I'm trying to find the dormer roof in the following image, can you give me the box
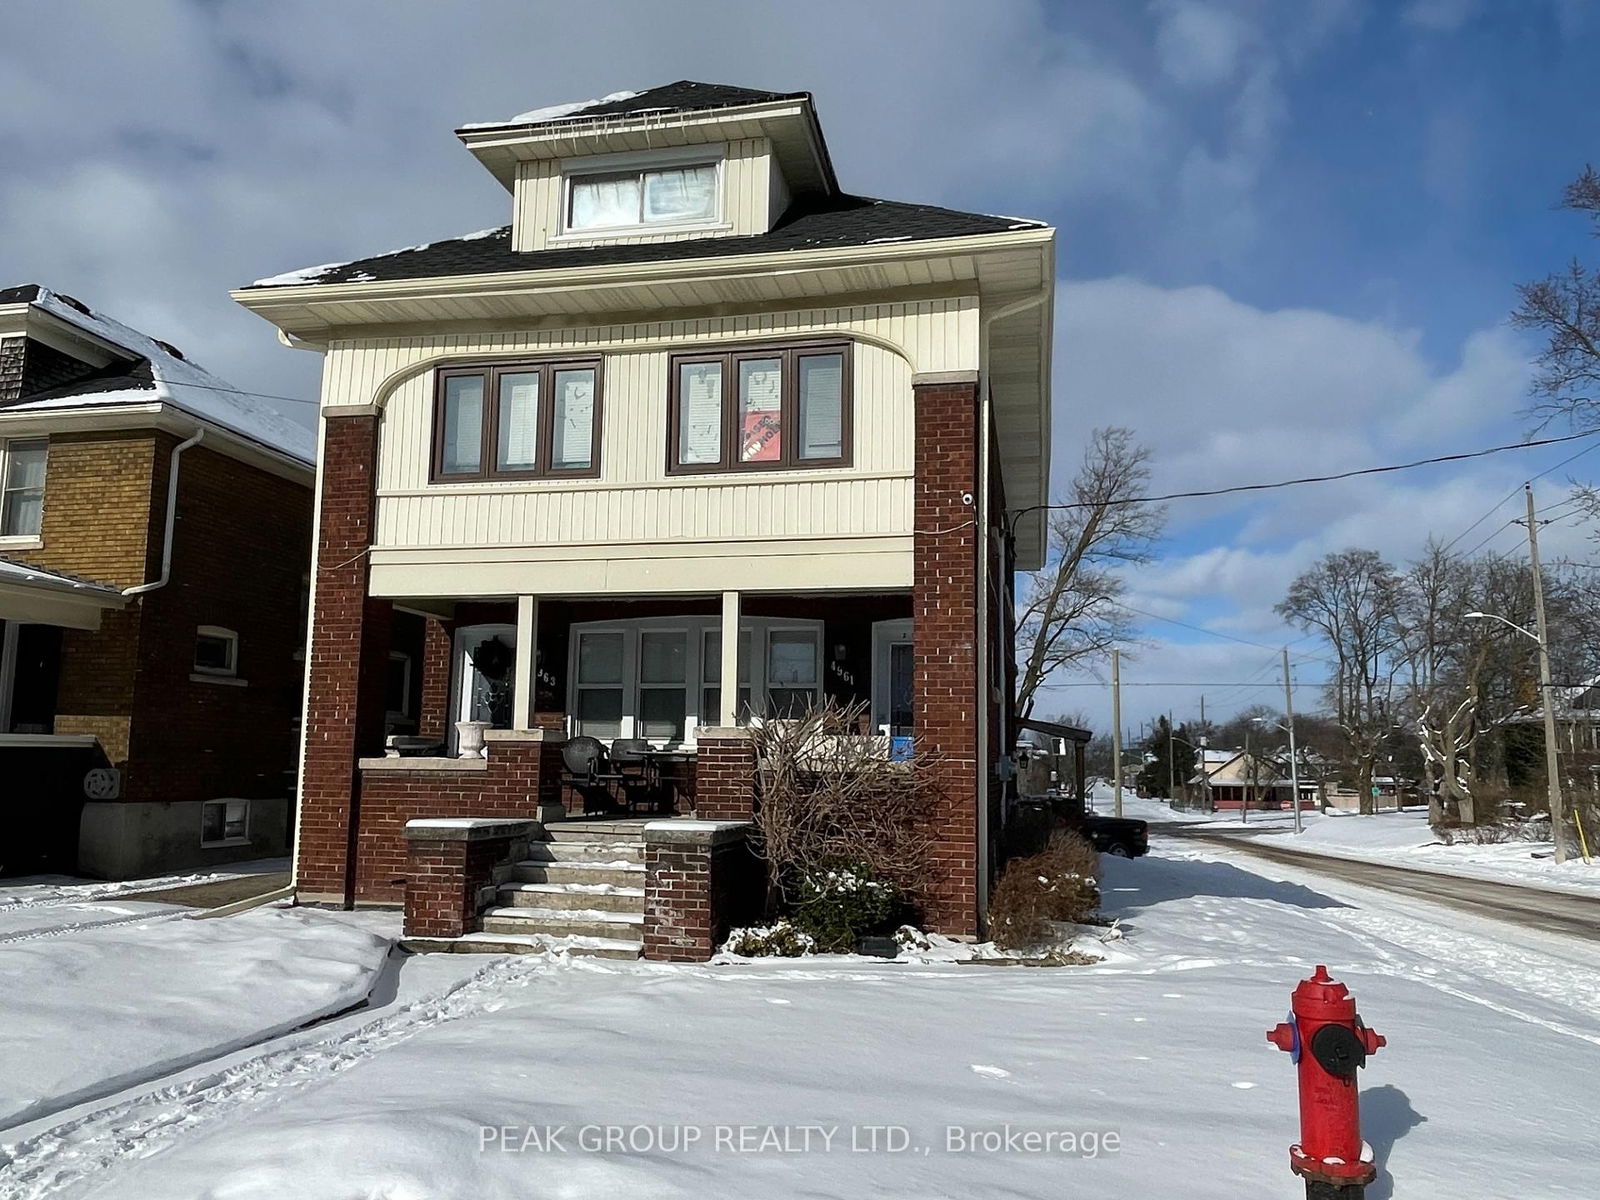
[456,79,837,198]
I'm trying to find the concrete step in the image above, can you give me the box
[498,882,645,912]
[481,906,646,941]
[402,932,642,960]
[507,861,645,887]
[522,839,645,864]
[544,822,653,843]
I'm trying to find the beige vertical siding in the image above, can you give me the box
[321,297,976,561]
[513,138,776,252]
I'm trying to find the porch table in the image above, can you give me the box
[645,749,697,814]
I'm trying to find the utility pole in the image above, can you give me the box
[1242,724,1251,825]
[1283,647,1302,836]
[1199,693,1210,812]
[1525,485,1569,864]
[1111,648,1123,819]
[1167,709,1176,804]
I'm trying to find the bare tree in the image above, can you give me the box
[1015,427,1165,718]
[1277,550,1404,813]
[1515,166,1600,431]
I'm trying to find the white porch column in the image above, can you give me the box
[513,595,538,731]
[719,590,741,728]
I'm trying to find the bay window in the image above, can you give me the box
[668,342,850,473]
[433,358,601,482]
[568,616,823,743]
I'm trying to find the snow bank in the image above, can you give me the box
[0,907,389,1130]
[459,90,641,129]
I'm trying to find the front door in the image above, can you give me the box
[450,623,516,752]
[871,619,914,737]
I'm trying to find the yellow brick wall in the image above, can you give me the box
[31,431,159,587]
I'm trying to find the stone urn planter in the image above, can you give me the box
[455,720,491,759]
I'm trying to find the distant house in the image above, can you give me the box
[1190,749,1312,811]
[0,285,314,878]
[234,80,1055,951]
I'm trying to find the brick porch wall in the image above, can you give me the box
[403,819,539,939]
[347,736,566,904]
[642,821,762,961]
[693,730,756,820]
[912,372,983,935]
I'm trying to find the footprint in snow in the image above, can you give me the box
[970,1065,1011,1079]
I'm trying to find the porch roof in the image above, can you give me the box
[0,556,126,629]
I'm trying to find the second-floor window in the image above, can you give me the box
[432,359,602,482]
[668,343,851,474]
[0,438,47,539]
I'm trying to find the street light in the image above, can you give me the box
[1252,716,1303,834]
[1465,610,1569,863]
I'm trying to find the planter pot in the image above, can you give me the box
[455,720,491,759]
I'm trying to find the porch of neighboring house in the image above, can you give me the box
[0,559,125,874]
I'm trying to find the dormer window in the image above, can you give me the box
[563,150,722,236]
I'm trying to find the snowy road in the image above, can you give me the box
[1160,824,1600,941]
[3,843,1595,1199]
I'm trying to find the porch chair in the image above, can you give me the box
[608,738,671,813]
[560,736,624,815]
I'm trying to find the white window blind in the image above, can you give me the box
[797,354,844,460]
[551,368,596,469]
[678,361,723,465]
[441,376,484,474]
[643,164,717,223]
[496,373,540,471]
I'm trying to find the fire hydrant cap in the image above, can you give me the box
[1293,964,1358,1021]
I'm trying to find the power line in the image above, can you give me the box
[1440,438,1600,553]
[1011,427,1600,523]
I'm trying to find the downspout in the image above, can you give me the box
[123,429,204,597]
[977,290,1048,932]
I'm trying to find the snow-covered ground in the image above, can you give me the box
[3,846,1596,1198]
[1107,788,1600,896]
[0,907,389,1131]
[0,859,288,911]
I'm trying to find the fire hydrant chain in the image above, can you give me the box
[1268,965,1386,1199]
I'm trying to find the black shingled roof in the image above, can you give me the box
[0,284,43,306]
[466,81,809,130]
[245,195,1045,290]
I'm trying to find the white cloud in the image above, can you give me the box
[1403,0,1484,33]
[1153,0,1252,87]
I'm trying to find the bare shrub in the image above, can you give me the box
[988,830,1101,951]
[749,699,942,914]
[1434,818,1551,846]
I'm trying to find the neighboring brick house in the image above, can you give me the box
[234,81,1054,949]
[0,284,314,877]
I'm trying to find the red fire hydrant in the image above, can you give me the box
[1268,965,1385,1199]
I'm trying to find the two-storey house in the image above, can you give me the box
[235,81,1054,941]
[0,284,315,878]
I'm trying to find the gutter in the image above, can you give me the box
[122,429,203,597]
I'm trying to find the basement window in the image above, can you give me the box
[194,626,239,676]
[201,799,249,846]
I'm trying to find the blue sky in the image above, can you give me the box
[2,0,1597,733]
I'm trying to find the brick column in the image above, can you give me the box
[416,616,453,743]
[912,371,982,936]
[642,820,761,962]
[298,409,392,905]
[402,818,539,940]
[694,728,756,820]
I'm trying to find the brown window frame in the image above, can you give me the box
[666,341,853,475]
[430,356,604,483]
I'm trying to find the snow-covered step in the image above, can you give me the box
[497,882,645,913]
[521,839,645,864]
[481,906,645,941]
[544,824,649,844]
[402,932,642,960]
[507,861,645,888]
